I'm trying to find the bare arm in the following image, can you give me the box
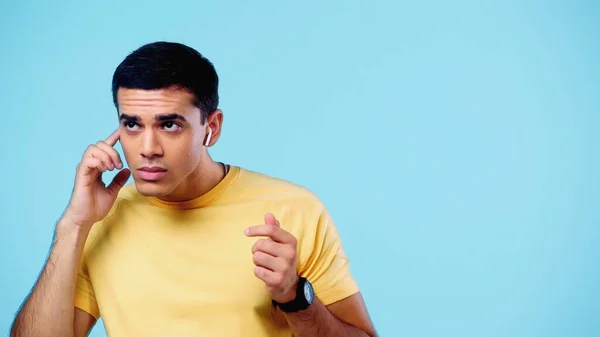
[246,215,377,337]
[10,128,129,337]
[10,219,95,337]
[283,293,377,337]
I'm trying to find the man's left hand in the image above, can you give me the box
[245,213,299,303]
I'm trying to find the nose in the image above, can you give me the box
[140,130,164,159]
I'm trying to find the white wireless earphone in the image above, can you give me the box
[204,128,213,147]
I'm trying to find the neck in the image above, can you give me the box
[157,150,226,202]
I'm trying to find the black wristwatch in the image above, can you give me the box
[272,277,315,312]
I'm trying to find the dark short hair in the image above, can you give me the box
[111,41,219,123]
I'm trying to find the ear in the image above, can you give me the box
[204,109,223,147]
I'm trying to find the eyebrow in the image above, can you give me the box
[119,113,139,122]
[156,113,188,122]
[119,113,188,123]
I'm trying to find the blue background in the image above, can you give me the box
[1,1,599,336]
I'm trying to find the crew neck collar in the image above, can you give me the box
[143,165,241,210]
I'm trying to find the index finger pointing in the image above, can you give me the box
[105,128,121,146]
[245,225,295,244]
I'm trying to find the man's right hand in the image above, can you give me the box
[64,128,131,229]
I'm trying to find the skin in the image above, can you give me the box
[117,87,226,202]
[11,87,377,337]
[10,126,131,337]
[246,214,378,336]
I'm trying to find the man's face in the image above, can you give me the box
[116,87,210,198]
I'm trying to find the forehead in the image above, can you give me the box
[117,87,198,117]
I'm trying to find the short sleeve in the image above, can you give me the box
[297,206,360,306]
[74,259,101,319]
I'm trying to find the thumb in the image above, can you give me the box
[107,168,131,196]
[264,212,280,227]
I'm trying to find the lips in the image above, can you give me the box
[137,166,167,181]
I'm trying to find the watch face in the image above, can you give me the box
[303,280,314,304]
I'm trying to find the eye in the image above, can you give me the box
[124,121,139,131]
[162,121,182,132]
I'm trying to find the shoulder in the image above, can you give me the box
[237,167,325,211]
[236,167,333,239]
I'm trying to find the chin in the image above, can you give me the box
[133,180,173,197]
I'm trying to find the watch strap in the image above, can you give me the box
[273,277,312,312]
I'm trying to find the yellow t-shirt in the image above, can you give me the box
[75,165,359,336]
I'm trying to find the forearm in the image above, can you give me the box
[10,217,90,337]
[283,298,373,337]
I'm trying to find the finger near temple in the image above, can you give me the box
[95,141,123,169]
[80,157,107,177]
[90,147,115,171]
[104,128,121,146]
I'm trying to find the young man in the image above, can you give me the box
[10,41,376,337]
